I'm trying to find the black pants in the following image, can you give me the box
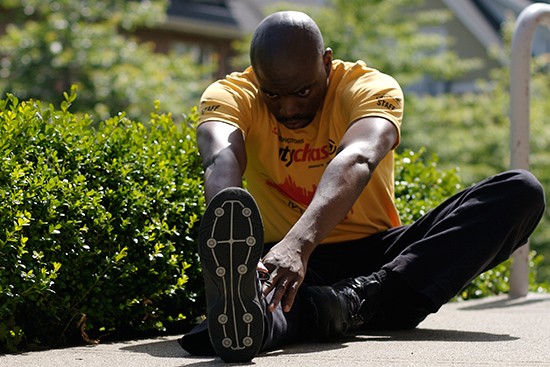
[261,169,545,350]
[181,170,545,355]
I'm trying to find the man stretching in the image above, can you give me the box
[179,11,545,362]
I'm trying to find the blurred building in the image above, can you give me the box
[133,0,250,79]
[136,0,550,92]
[416,0,550,93]
[132,0,326,78]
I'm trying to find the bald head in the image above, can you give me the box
[249,12,332,129]
[250,11,325,75]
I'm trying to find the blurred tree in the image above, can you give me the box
[0,0,207,122]
[401,18,550,282]
[245,0,484,89]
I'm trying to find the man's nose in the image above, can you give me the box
[279,97,300,119]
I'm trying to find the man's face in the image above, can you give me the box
[255,51,331,130]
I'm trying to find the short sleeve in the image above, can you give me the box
[197,69,258,136]
[344,69,404,149]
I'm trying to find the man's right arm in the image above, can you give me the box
[196,121,247,204]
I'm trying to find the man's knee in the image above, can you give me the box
[519,170,545,206]
[508,169,545,213]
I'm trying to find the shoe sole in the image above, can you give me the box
[198,188,265,362]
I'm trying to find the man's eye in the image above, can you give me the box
[265,92,278,99]
[297,89,310,97]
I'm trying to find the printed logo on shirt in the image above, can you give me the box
[328,139,337,155]
[200,104,221,115]
[266,176,315,208]
[278,136,304,144]
[374,93,402,111]
[266,175,354,220]
[279,143,330,167]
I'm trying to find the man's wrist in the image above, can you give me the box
[283,229,318,259]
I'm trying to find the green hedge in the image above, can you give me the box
[1,90,546,353]
[0,88,205,352]
[394,148,462,225]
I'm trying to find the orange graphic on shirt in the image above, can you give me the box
[266,176,316,206]
[266,175,354,219]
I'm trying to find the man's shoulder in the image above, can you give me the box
[331,59,386,80]
[330,59,401,92]
[332,59,367,69]
[204,66,259,98]
[221,67,258,87]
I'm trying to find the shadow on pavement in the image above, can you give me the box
[261,340,348,357]
[118,326,519,365]
[121,338,185,358]
[349,328,518,342]
[120,335,350,366]
[457,295,550,311]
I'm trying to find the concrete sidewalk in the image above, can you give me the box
[2,293,549,366]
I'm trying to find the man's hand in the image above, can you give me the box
[261,238,311,312]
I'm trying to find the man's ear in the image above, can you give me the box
[323,48,333,76]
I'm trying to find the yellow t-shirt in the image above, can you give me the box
[198,59,404,244]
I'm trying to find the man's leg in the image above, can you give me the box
[181,170,545,351]
[307,169,545,332]
[382,170,545,308]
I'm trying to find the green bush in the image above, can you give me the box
[0,88,205,352]
[394,148,462,225]
[454,251,550,300]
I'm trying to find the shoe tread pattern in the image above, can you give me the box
[198,188,264,362]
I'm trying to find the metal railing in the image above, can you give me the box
[508,3,550,297]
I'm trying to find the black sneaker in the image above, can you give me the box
[304,275,381,340]
[197,188,265,362]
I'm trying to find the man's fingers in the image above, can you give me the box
[261,264,284,295]
[265,277,302,312]
[267,281,287,312]
[262,269,278,295]
[263,262,276,273]
[262,277,273,295]
[260,261,304,312]
[282,281,300,312]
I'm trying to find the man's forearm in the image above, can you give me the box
[197,122,247,204]
[203,151,243,203]
[284,147,373,252]
[285,117,397,250]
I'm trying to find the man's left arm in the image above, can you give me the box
[262,116,398,312]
